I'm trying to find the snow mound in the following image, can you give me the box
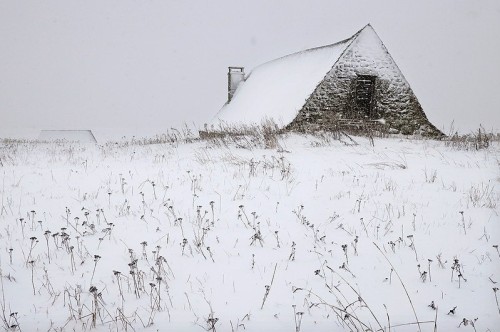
[214,38,353,128]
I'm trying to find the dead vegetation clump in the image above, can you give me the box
[199,120,285,150]
[444,127,498,151]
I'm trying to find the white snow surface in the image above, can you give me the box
[0,135,499,331]
[214,39,353,128]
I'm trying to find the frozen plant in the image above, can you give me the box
[43,230,52,263]
[458,317,478,331]
[493,245,500,258]
[26,237,38,266]
[90,255,101,284]
[493,287,500,315]
[448,306,457,315]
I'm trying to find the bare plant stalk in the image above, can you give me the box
[459,211,466,235]
[389,320,435,329]
[90,255,101,285]
[0,268,11,330]
[260,263,277,309]
[428,259,432,282]
[0,175,6,216]
[295,288,373,331]
[26,237,37,266]
[327,265,384,331]
[292,305,304,332]
[374,242,422,332]
[29,261,36,295]
[493,288,500,315]
[384,304,391,332]
[434,305,438,332]
[44,231,51,264]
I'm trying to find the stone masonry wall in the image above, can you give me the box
[287,30,442,137]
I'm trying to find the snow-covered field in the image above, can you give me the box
[0,134,498,331]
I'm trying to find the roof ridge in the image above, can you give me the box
[272,24,373,63]
[251,37,352,72]
[244,25,370,81]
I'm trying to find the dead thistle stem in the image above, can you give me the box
[289,242,296,261]
[69,246,76,274]
[210,200,215,225]
[458,318,478,331]
[115,308,134,331]
[0,176,7,217]
[151,181,157,200]
[360,218,369,237]
[389,320,436,329]
[374,242,422,332]
[9,312,22,332]
[156,277,162,311]
[90,255,101,285]
[260,263,277,310]
[292,305,303,332]
[19,218,25,239]
[295,288,372,331]
[434,306,438,332]
[207,313,218,332]
[26,237,38,266]
[44,231,51,264]
[113,271,124,306]
[29,260,36,295]
[326,265,384,331]
[342,244,349,264]
[493,288,500,315]
[459,211,466,235]
[89,286,98,328]
[383,304,391,332]
[493,245,500,258]
[30,210,35,231]
[0,269,11,331]
[428,259,433,282]
[237,205,251,228]
[406,235,418,261]
[292,305,298,332]
[436,253,445,268]
[274,231,280,248]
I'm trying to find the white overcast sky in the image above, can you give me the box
[0,0,499,138]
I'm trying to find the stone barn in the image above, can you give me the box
[214,24,442,136]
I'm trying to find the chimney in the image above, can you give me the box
[228,67,245,102]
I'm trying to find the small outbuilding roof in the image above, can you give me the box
[38,130,97,143]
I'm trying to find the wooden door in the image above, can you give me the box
[355,75,376,117]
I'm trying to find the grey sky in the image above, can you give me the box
[1,0,499,138]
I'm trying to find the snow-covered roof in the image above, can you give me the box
[38,130,97,143]
[213,26,371,128]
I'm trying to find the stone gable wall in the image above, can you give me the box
[287,34,442,137]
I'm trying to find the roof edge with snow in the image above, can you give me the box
[212,25,377,128]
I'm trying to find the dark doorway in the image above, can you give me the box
[355,75,376,117]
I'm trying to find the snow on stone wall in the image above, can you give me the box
[288,25,442,136]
